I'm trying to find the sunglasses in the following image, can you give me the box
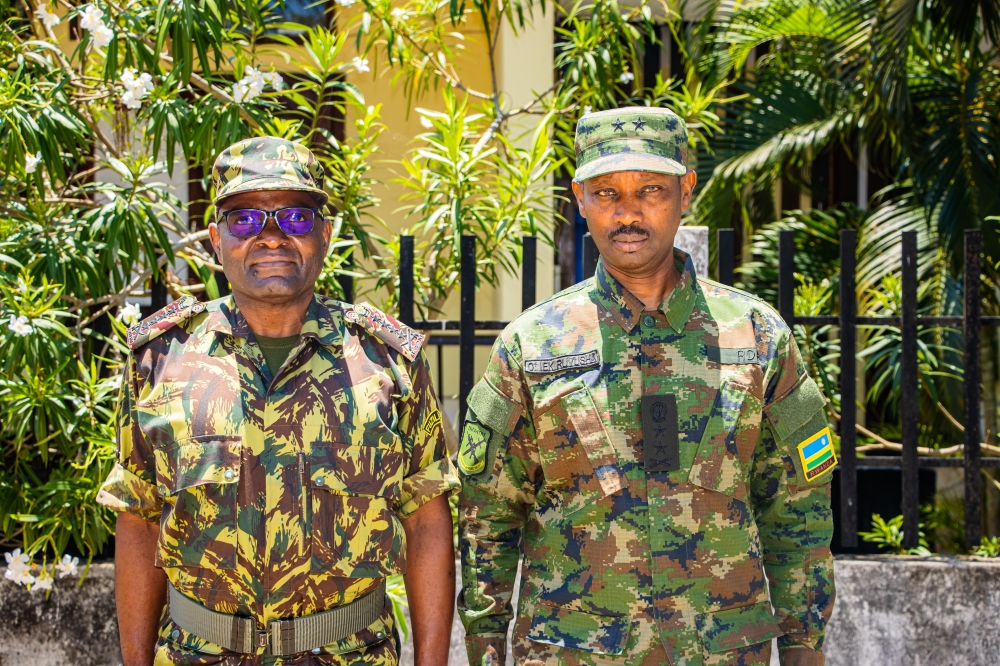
[218,207,320,238]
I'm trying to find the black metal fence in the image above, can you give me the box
[391,229,997,550]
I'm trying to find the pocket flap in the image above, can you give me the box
[695,601,782,654]
[157,436,241,496]
[527,604,631,656]
[562,387,626,497]
[310,444,403,498]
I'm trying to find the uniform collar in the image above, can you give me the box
[202,294,342,346]
[593,248,700,333]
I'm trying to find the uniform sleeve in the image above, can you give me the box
[394,350,460,520]
[96,355,163,523]
[751,322,836,666]
[458,337,537,666]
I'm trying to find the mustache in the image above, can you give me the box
[608,224,651,240]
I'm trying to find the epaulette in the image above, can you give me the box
[126,295,205,351]
[344,302,424,362]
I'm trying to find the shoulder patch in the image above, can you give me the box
[348,302,425,361]
[126,295,205,350]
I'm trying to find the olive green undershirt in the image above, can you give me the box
[255,334,300,375]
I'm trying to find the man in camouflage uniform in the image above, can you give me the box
[98,137,459,666]
[457,107,836,666]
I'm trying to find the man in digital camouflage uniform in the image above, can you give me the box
[457,107,836,666]
[98,137,459,666]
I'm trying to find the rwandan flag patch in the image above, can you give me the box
[797,427,837,482]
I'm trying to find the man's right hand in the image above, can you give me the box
[115,511,167,666]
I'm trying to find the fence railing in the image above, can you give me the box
[390,229,997,550]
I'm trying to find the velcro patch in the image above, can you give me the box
[524,350,600,374]
[706,346,761,365]
[797,427,837,482]
[459,421,491,475]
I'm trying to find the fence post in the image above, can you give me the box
[459,235,476,427]
[338,234,354,303]
[901,230,919,549]
[778,230,795,325]
[717,228,734,286]
[840,229,858,548]
[964,229,983,549]
[582,232,599,280]
[399,236,415,326]
[522,236,537,311]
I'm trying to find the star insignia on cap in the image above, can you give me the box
[612,119,625,132]
[633,118,646,131]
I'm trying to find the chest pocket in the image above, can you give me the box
[154,436,241,570]
[536,385,626,519]
[688,380,762,501]
[308,437,406,578]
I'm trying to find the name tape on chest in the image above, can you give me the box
[524,350,600,374]
[706,346,761,365]
[798,427,837,482]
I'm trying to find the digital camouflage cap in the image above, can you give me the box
[574,106,688,181]
[212,136,329,207]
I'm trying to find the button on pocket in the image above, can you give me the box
[689,380,760,500]
[535,386,625,520]
[309,443,405,577]
[153,436,241,570]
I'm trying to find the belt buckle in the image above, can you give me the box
[257,627,269,651]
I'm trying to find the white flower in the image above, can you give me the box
[4,550,35,586]
[7,315,33,337]
[335,0,355,5]
[91,23,113,48]
[419,115,433,128]
[117,302,141,326]
[618,71,634,84]
[232,66,271,105]
[583,105,593,116]
[56,555,80,578]
[32,569,54,591]
[263,71,284,92]
[352,57,370,73]
[119,68,154,109]
[391,7,410,20]
[34,5,60,29]
[24,151,42,174]
[5,549,29,572]
[78,4,104,31]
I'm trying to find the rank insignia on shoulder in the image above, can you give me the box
[126,295,204,350]
[797,427,837,482]
[524,350,600,374]
[458,421,491,475]
[349,303,425,362]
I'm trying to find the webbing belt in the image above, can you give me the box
[168,581,385,656]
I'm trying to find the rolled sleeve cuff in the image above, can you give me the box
[464,634,506,666]
[96,462,162,523]
[396,456,461,520]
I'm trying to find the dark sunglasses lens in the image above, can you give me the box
[226,210,266,237]
[275,208,317,235]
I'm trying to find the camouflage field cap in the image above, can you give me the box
[574,106,688,181]
[212,136,329,206]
